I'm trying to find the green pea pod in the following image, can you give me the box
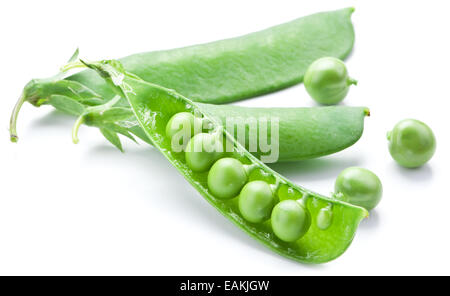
[67,8,355,104]
[197,103,369,161]
[82,59,368,264]
[10,55,368,161]
[10,8,360,156]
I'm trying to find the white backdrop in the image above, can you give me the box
[1,0,449,275]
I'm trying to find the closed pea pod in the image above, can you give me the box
[10,8,359,153]
[67,8,356,104]
[58,59,369,264]
[197,103,369,162]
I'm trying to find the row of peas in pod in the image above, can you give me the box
[166,111,315,242]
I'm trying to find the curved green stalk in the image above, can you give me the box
[9,93,27,142]
[71,95,122,144]
[72,115,85,144]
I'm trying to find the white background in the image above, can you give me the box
[1,0,449,276]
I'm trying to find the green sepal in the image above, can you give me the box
[48,95,86,116]
[99,128,123,152]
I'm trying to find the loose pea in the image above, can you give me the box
[387,119,436,168]
[271,200,311,242]
[185,133,223,172]
[304,57,357,105]
[335,167,382,211]
[207,158,248,199]
[239,181,276,223]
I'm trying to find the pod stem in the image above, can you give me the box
[333,192,349,202]
[71,95,121,144]
[72,115,85,144]
[244,163,258,176]
[270,178,282,194]
[9,92,27,143]
[297,193,310,207]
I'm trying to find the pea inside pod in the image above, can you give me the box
[208,158,249,199]
[76,59,369,264]
[166,112,202,150]
[271,200,311,242]
[239,181,277,223]
[185,133,223,172]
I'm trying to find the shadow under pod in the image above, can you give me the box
[30,109,75,129]
[268,156,363,182]
[83,145,327,269]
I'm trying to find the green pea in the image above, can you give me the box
[271,200,311,242]
[165,112,201,150]
[239,181,276,223]
[185,133,223,172]
[304,57,357,105]
[335,167,382,211]
[166,112,195,139]
[207,158,248,199]
[387,119,436,168]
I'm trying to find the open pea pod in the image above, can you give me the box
[83,60,368,264]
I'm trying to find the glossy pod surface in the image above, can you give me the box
[83,60,368,264]
[67,8,355,104]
